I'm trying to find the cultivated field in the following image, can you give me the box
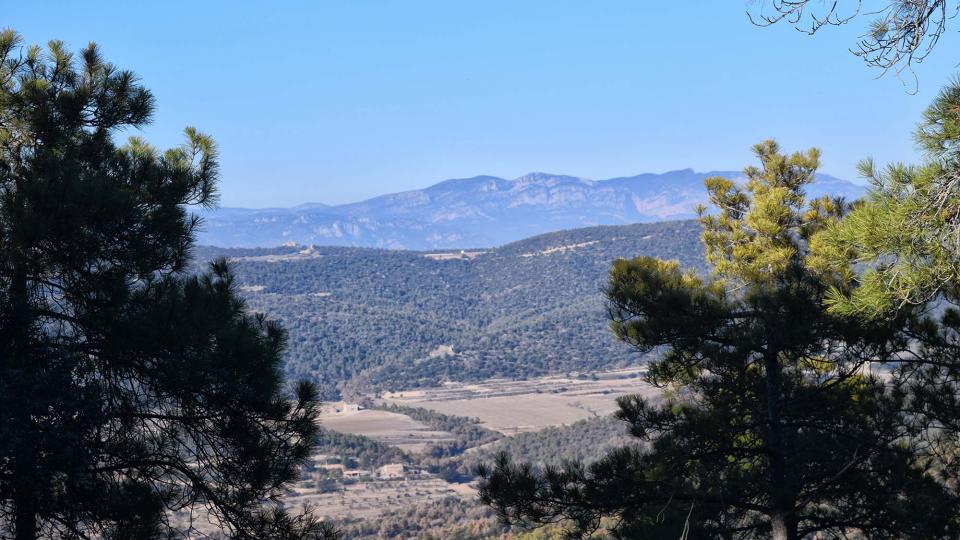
[379,368,658,434]
[303,368,659,530]
[286,477,475,521]
[319,408,455,453]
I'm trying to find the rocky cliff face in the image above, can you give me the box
[196,169,864,249]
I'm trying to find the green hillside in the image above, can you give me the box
[194,219,704,398]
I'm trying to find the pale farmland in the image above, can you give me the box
[318,408,456,453]
[378,367,657,434]
[303,368,657,534]
[286,477,475,522]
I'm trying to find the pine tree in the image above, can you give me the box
[805,77,960,522]
[810,79,960,318]
[0,31,334,539]
[478,141,960,539]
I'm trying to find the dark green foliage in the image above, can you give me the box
[335,496,504,539]
[891,298,960,484]
[459,416,633,477]
[312,429,411,469]
[197,221,705,399]
[478,142,960,540]
[193,245,303,260]
[0,32,326,539]
[368,403,503,458]
[811,79,960,317]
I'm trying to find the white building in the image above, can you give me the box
[343,469,371,479]
[324,402,360,415]
[376,463,407,479]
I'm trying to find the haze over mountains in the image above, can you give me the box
[198,169,865,249]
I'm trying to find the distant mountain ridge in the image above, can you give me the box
[197,169,864,249]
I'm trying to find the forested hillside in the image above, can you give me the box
[193,220,704,398]
[457,416,634,475]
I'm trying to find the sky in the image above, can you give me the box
[6,1,959,207]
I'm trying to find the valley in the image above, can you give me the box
[8,7,950,538]
[194,219,705,400]
[319,407,456,453]
[287,367,652,537]
[380,367,654,434]
[193,210,848,537]
[189,220,708,535]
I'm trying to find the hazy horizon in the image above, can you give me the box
[211,167,861,210]
[8,1,956,207]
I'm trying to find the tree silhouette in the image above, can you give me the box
[479,141,960,539]
[0,31,334,539]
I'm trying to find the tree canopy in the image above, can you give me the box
[0,31,332,539]
[478,141,960,539]
[811,79,960,317]
[193,220,705,400]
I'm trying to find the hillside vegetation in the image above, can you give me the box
[194,220,704,398]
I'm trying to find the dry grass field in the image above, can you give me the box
[286,477,476,521]
[299,369,659,530]
[379,368,658,434]
[319,408,456,453]
[171,477,476,537]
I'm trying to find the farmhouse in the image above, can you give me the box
[376,463,406,479]
[376,463,408,479]
[375,463,426,479]
[325,401,360,415]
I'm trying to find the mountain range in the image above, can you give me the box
[197,169,865,249]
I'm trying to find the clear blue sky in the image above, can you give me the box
[7,1,958,207]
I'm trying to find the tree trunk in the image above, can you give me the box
[10,199,37,540]
[765,351,798,540]
[771,511,799,540]
[13,485,37,540]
